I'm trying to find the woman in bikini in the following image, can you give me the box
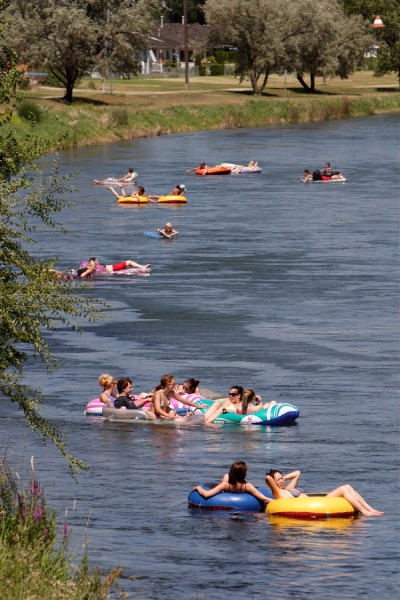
[203,386,244,424]
[266,469,384,516]
[98,373,118,407]
[148,374,206,420]
[193,461,272,505]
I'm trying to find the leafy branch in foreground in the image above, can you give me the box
[1,1,105,475]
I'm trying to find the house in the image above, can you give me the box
[142,22,210,74]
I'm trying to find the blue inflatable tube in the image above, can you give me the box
[188,484,273,511]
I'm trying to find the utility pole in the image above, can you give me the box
[183,0,189,91]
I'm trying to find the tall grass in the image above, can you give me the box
[0,458,124,599]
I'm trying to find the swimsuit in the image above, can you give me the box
[288,488,305,498]
[112,261,127,272]
[102,392,115,405]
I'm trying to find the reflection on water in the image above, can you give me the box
[267,514,360,531]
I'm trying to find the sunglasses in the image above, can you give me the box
[229,392,239,396]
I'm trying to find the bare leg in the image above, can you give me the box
[326,485,384,516]
[107,186,121,199]
[263,400,278,408]
[125,260,151,270]
[204,399,229,424]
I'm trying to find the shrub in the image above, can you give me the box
[18,76,31,91]
[16,99,43,123]
[199,63,225,76]
[111,107,130,127]
[0,458,123,599]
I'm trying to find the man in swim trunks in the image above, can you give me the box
[76,257,151,278]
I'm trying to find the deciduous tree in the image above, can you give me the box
[284,0,370,92]
[204,0,288,94]
[4,0,161,103]
[163,0,206,24]
[1,1,104,473]
[341,0,400,85]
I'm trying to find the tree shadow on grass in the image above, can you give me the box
[53,96,111,106]
[374,87,399,93]
[227,87,353,97]
[288,87,343,96]
[227,89,281,98]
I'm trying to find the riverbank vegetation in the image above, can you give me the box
[10,71,400,151]
[0,459,121,599]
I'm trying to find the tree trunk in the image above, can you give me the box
[259,69,270,94]
[64,81,74,104]
[250,71,259,94]
[310,72,315,92]
[297,73,311,92]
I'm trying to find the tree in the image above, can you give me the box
[4,0,162,103]
[204,0,289,94]
[283,0,371,92]
[340,0,400,85]
[163,0,206,24]
[0,1,104,473]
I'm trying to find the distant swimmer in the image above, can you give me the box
[149,184,186,200]
[303,168,345,182]
[158,222,179,239]
[94,167,138,184]
[186,162,208,173]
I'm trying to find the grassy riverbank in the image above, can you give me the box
[0,460,122,599]
[13,71,400,151]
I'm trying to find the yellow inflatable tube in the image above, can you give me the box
[268,515,355,530]
[117,195,149,205]
[266,495,355,520]
[157,195,187,204]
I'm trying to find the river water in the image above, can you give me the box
[1,114,399,599]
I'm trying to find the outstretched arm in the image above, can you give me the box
[133,397,150,409]
[193,482,229,498]
[245,482,272,504]
[172,390,206,410]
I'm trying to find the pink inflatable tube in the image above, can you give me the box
[84,395,148,416]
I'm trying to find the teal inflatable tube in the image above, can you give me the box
[196,399,299,425]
